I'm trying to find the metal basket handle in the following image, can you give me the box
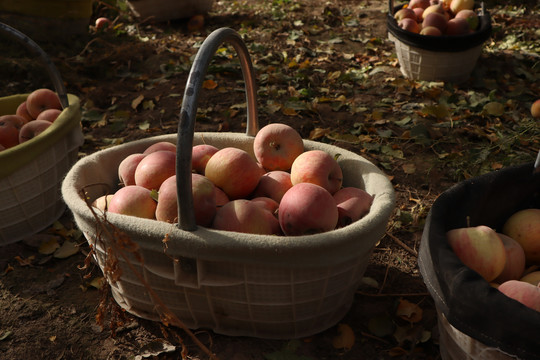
[0,22,69,109]
[176,27,260,231]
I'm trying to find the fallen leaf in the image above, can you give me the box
[136,339,176,359]
[54,241,80,259]
[203,79,218,89]
[38,237,60,255]
[0,330,12,341]
[131,94,144,110]
[396,299,423,323]
[402,163,416,174]
[332,323,355,350]
[14,255,35,267]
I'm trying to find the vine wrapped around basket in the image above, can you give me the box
[62,27,396,339]
[0,22,84,245]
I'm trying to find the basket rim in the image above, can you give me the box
[61,133,396,269]
[0,93,81,179]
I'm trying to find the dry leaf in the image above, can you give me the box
[38,237,60,255]
[202,79,218,90]
[396,299,423,323]
[131,94,144,109]
[332,323,355,350]
[54,241,79,259]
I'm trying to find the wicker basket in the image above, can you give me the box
[126,0,215,22]
[61,28,396,339]
[387,1,492,83]
[0,22,84,245]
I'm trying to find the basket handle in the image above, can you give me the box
[176,27,259,231]
[0,22,69,109]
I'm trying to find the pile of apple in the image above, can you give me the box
[447,208,540,312]
[394,0,481,36]
[92,123,374,236]
[0,88,63,152]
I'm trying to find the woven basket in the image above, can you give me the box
[387,1,492,83]
[61,28,396,339]
[126,0,215,22]
[0,23,84,245]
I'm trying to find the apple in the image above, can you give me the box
[531,99,540,118]
[19,119,52,143]
[92,194,114,212]
[290,150,343,195]
[134,150,176,190]
[399,18,420,33]
[455,9,479,31]
[502,208,540,263]
[420,26,442,36]
[118,153,146,186]
[494,233,526,283]
[212,199,277,235]
[333,187,374,228]
[278,183,338,236]
[95,17,111,30]
[449,0,474,15]
[36,108,62,122]
[423,12,448,33]
[107,185,157,219]
[25,88,62,119]
[445,17,470,35]
[253,123,304,171]
[15,101,33,122]
[498,280,540,312]
[214,186,229,207]
[408,0,430,9]
[204,147,265,200]
[446,225,507,282]
[251,170,293,203]
[0,144,5,152]
[394,8,417,22]
[251,196,280,214]
[143,141,177,155]
[422,3,445,19]
[521,271,540,286]
[191,144,219,174]
[0,115,25,148]
[412,7,424,21]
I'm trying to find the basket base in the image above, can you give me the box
[389,33,483,83]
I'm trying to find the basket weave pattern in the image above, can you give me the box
[0,124,83,245]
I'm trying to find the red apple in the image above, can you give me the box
[455,9,479,31]
[251,170,293,203]
[35,108,62,122]
[0,115,25,148]
[399,18,421,33]
[333,187,374,228]
[214,186,229,208]
[412,7,424,21]
[408,0,430,9]
[191,144,219,174]
[449,0,474,15]
[531,99,540,118]
[134,150,176,190]
[290,150,343,195]
[108,185,157,219]
[422,3,446,19]
[253,123,304,171]
[92,194,115,212]
[143,141,177,155]
[445,17,470,35]
[423,12,448,33]
[118,153,146,187]
[15,101,33,122]
[502,208,540,264]
[494,233,526,283]
[95,17,111,30]
[19,119,52,143]
[446,225,507,282]
[251,196,280,214]
[498,280,540,312]
[394,8,417,22]
[204,147,265,200]
[278,183,338,236]
[420,26,442,36]
[25,88,62,119]
[212,199,277,235]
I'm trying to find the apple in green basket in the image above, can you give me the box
[498,280,540,312]
[0,115,25,148]
[253,123,304,171]
[531,99,540,118]
[502,208,540,264]
[290,150,343,195]
[455,9,479,31]
[251,170,293,203]
[118,153,146,186]
[333,187,374,228]
[212,199,277,235]
[446,225,507,282]
[143,141,177,155]
[19,119,52,143]
[108,185,157,219]
[15,101,33,122]
[134,150,176,191]
[25,88,62,119]
[36,108,62,122]
[205,147,265,200]
[450,0,474,15]
[191,144,219,175]
[278,182,339,236]
[494,233,526,283]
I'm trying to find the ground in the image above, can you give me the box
[0,0,539,359]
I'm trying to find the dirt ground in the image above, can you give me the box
[0,0,539,359]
